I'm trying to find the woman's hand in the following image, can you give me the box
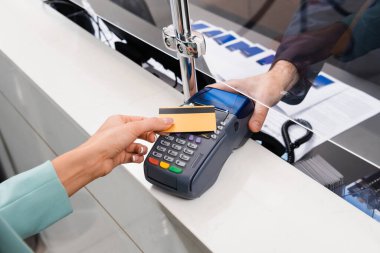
[210,60,298,132]
[52,115,173,196]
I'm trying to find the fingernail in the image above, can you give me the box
[162,117,174,124]
[132,155,137,162]
[139,147,144,154]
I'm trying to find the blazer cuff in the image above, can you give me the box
[0,161,73,238]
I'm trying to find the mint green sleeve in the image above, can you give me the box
[0,161,72,239]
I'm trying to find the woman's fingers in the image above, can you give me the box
[119,115,146,123]
[119,143,147,164]
[127,117,173,138]
[138,131,157,143]
[131,155,144,163]
[125,143,148,155]
[122,153,145,164]
[146,132,157,142]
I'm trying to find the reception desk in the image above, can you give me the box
[0,0,379,252]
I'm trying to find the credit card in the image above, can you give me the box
[159,106,216,133]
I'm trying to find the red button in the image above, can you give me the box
[148,157,159,166]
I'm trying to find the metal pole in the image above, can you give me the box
[169,0,198,100]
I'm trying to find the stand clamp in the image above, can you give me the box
[163,24,206,58]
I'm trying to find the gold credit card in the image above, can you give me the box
[159,106,216,133]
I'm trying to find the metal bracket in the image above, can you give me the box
[163,24,206,59]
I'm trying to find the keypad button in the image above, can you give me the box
[179,154,190,161]
[148,157,159,166]
[217,125,224,130]
[168,150,178,156]
[164,155,174,162]
[211,134,217,139]
[172,144,182,151]
[176,138,186,145]
[165,135,175,141]
[160,161,170,169]
[187,143,198,149]
[160,140,170,147]
[220,121,226,126]
[195,137,201,144]
[152,151,162,158]
[175,160,186,167]
[183,148,194,155]
[156,145,166,152]
[214,130,220,135]
[188,135,194,141]
[169,166,183,174]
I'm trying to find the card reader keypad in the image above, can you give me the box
[183,148,194,155]
[148,134,199,174]
[172,144,182,151]
[168,150,178,156]
[147,117,226,175]
[160,140,170,147]
[156,146,166,152]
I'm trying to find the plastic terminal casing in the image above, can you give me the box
[144,87,254,199]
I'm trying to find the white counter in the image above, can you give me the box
[0,0,379,252]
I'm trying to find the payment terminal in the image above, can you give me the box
[144,87,254,199]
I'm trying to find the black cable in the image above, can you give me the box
[281,119,313,164]
[43,0,73,5]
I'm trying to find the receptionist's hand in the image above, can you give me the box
[53,115,173,196]
[210,60,298,132]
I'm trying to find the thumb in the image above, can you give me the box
[127,117,173,137]
[248,103,269,132]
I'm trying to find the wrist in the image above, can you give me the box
[52,145,103,196]
[269,60,299,91]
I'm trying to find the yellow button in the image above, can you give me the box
[160,161,170,169]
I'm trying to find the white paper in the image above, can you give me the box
[276,72,348,116]
[264,87,380,161]
[203,36,270,81]
[195,19,380,161]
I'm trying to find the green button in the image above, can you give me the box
[169,166,183,174]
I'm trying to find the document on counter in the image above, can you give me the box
[295,87,380,138]
[190,19,380,161]
[276,73,348,116]
[264,87,380,161]
[203,36,270,81]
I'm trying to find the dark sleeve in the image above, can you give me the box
[272,0,380,104]
[274,22,349,104]
[339,0,380,61]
